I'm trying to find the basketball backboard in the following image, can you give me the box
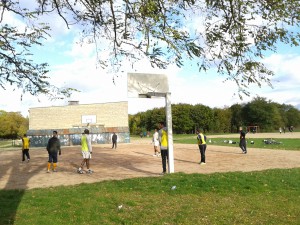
[127,73,169,98]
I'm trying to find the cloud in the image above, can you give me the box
[1,3,300,118]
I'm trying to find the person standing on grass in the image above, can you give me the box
[239,127,247,154]
[196,128,207,165]
[21,134,31,163]
[152,129,160,157]
[112,132,118,149]
[46,131,61,172]
[158,122,168,175]
[78,129,93,174]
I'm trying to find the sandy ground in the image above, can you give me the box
[0,132,299,190]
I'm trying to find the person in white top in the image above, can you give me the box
[152,129,160,157]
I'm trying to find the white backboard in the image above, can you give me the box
[127,73,169,98]
[82,115,96,124]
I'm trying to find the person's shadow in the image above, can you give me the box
[0,148,45,224]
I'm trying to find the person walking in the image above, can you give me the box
[46,131,61,172]
[196,128,207,165]
[239,127,247,154]
[152,129,160,157]
[112,132,118,149]
[158,122,168,175]
[77,129,93,174]
[21,134,31,162]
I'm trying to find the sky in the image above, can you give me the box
[1,3,300,117]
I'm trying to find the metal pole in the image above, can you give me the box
[165,92,174,173]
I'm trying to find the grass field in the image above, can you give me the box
[1,134,299,224]
[0,168,299,224]
[173,136,300,151]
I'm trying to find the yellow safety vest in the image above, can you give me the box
[81,135,89,151]
[197,133,206,145]
[160,129,168,149]
[22,137,30,149]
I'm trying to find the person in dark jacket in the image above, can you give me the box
[112,133,118,149]
[239,127,247,154]
[46,131,61,172]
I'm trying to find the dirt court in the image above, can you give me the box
[0,132,299,190]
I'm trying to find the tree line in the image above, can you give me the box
[129,97,300,135]
[1,96,299,139]
[0,111,29,139]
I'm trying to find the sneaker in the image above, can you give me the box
[77,167,84,174]
[200,162,206,165]
[47,170,50,173]
[27,159,30,163]
[157,153,161,157]
[153,154,157,157]
[160,171,166,175]
[87,169,93,174]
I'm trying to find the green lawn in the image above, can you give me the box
[174,137,300,151]
[0,169,299,224]
[1,135,300,224]
[168,134,300,151]
[0,139,21,149]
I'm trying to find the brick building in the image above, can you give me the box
[27,101,129,147]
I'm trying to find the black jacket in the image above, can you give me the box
[47,137,61,153]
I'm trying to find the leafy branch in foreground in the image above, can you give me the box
[0,1,74,99]
[1,0,300,98]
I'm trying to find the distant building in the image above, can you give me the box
[27,101,129,147]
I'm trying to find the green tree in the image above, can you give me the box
[286,107,300,129]
[0,110,29,139]
[242,97,279,131]
[190,104,214,133]
[211,107,232,133]
[172,104,194,133]
[2,1,299,98]
[128,114,139,135]
[230,104,243,132]
[148,107,165,130]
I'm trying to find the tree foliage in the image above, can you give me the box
[129,99,300,134]
[0,110,29,139]
[0,1,75,99]
[1,0,300,97]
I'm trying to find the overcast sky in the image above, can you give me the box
[1,3,300,117]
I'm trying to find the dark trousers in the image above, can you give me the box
[112,141,117,149]
[198,144,207,163]
[22,149,30,161]
[161,149,169,173]
[48,152,58,163]
[239,139,247,153]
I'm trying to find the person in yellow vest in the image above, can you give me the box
[46,131,61,172]
[158,121,168,174]
[77,129,93,174]
[21,134,31,162]
[196,128,207,165]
